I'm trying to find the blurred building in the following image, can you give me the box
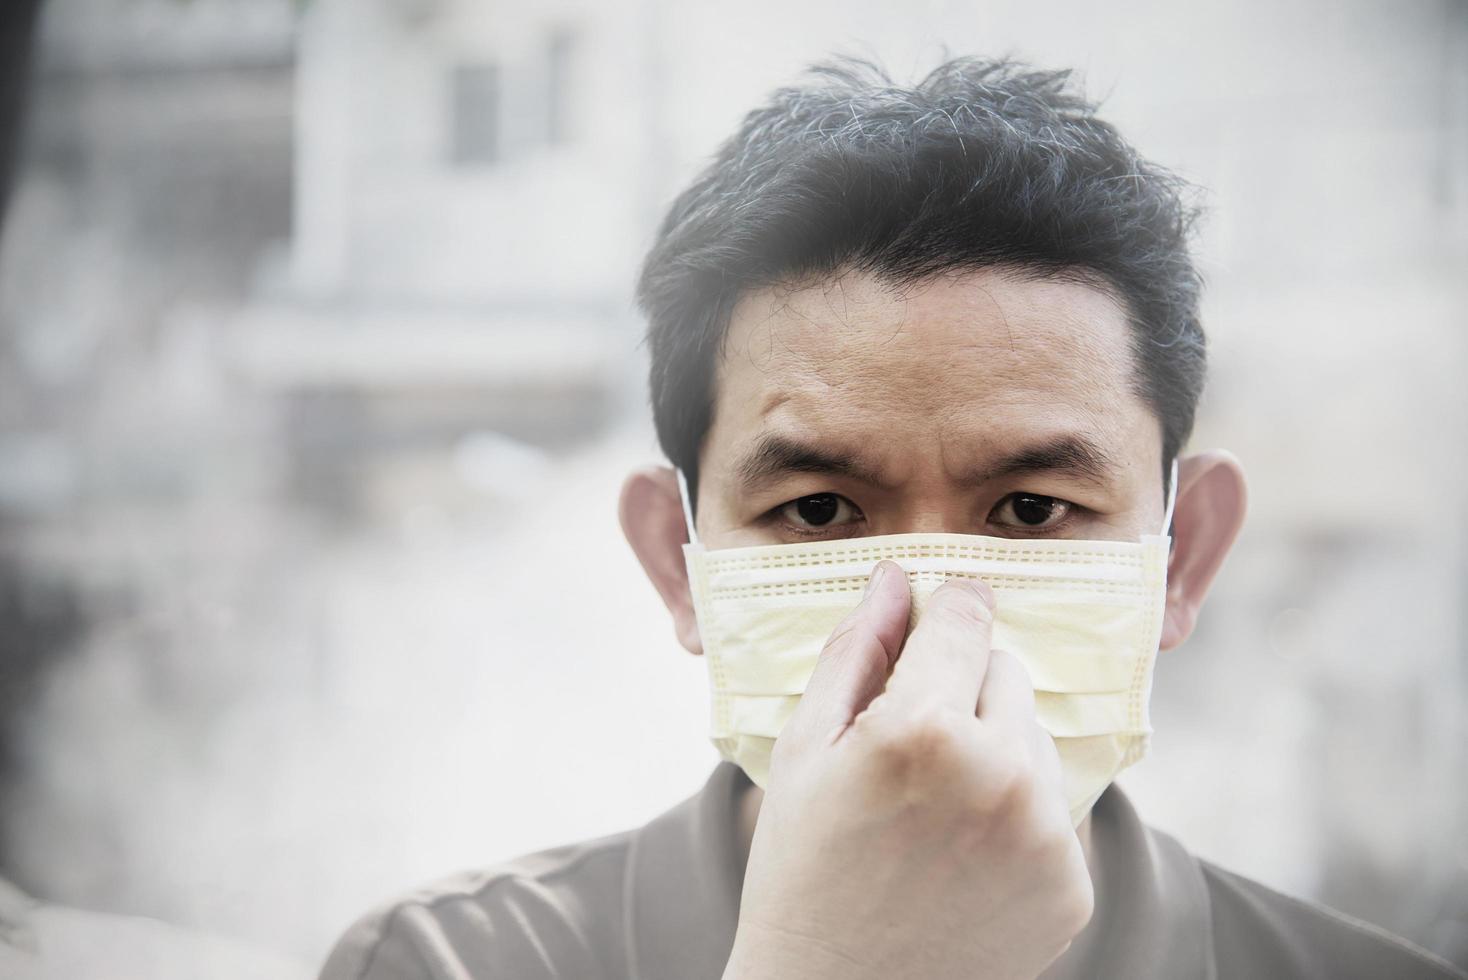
[0,0,293,518]
[227,0,663,518]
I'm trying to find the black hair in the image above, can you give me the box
[637,56,1206,509]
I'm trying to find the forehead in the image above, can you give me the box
[703,267,1158,484]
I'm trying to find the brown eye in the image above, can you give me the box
[778,493,861,529]
[991,493,1071,530]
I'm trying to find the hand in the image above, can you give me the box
[723,561,1093,980]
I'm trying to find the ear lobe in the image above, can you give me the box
[619,466,703,655]
[1160,450,1248,652]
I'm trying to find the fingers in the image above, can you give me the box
[883,577,995,714]
[978,648,1066,794]
[782,560,912,744]
[975,648,1036,733]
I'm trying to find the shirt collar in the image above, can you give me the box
[625,763,748,980]
[625,764,1216,980]
[1055,782,1218,980]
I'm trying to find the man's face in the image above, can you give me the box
[694,267,1168,549]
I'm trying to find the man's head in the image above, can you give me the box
[621,57,1245,657]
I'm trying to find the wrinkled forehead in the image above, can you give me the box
[705,268,1156,477]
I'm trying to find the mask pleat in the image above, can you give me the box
[686,531,1169,826]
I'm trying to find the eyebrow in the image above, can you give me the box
[734,432,1119,494]
[736,435,888,493]
[967,435,1119,488]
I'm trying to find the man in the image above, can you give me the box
[319,58,1465,979]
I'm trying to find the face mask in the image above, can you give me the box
[678,465,1177,826]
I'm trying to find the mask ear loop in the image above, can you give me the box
[1161,459,1180,536]
[675,468,699,545]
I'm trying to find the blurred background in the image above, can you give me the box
[0,0,1465,974]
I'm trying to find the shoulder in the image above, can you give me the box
[318,831,634,980]
[1201,860,1466,980]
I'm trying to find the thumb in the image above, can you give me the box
[781,560,911,748]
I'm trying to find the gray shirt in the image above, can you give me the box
[319,764,1465,980]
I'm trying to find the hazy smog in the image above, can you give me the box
[0,0,1464,974]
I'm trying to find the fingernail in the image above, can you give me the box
[945,576,992,604]
[864,561,888,596]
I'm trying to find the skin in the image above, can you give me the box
[621,266,1248,980]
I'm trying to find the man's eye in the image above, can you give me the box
[776,493,862,530]
[990,493,1072,530]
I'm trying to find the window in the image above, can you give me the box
[450,62,500,166]
[544,28,575,146]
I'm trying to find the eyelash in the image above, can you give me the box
[763,493,1085,538]
[766,496,865,539]
[992,495,1082,537]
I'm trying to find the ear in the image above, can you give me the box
[1160,450,1248,652]
[619,466,702,654]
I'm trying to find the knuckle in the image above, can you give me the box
[901,707,970,754]
[956,735,1045,822]
[768,732,800,770]
[981,733,1035,793]
[1032,729,1064,771]
[821,617,863,657]
[982,762,1028,813]
[1020,810,1088,881]
[967,576,997,609]
[861,706,970,770]
[927,579,995,628]
[1034,822,1080,866]
[859,692,893,717]
[1056,875,1096,934]
[988,647,1027,682]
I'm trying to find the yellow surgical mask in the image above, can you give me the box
[679,466,1177,826]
